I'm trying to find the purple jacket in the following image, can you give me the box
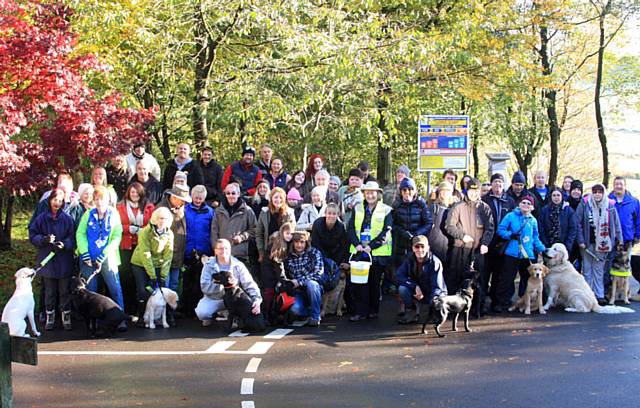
[29,210,76,279]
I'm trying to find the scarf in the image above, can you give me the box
[223,198,242,217]
[549,203,562,244]
[589,195,611,252]
[126,200,144,230]
[132,151,144,160]
[152,223,169,237]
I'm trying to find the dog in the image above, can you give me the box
[144,287,179,329]
[215,271,266,333]
[542,243,634,314]
[609,243,632,305]
[425,278,474,337]
[509,263,548,315]
[70,276,129,337]
[321,266,348,317]
[1,268,40,337]
[272,279,297,326]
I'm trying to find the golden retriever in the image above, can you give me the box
[542,243,633,314]
[509,263,548,315]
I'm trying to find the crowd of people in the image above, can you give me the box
[26,141,640,332]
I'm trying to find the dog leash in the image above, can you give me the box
[84,268,102,286]
[32,251,57,276]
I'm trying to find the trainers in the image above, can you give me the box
[215,311,229,321]
[45,311,55,331]
[62,311,72,331]
[307,319,320,327]
[201,319,213,327]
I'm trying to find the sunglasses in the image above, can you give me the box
[225,191,238,196]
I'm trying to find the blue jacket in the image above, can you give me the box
[608,191,640,243]
[497,208,545,259]
[396,253,447,302]
[185,203,214,258]
[538,203,577,250]
[29,210,76,279]
[392,196,433,249]
[265,171,288,189]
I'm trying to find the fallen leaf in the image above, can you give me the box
[338,361,353,368]
[507,356,519,361]
[568,348,584,353]
[97,390,106,394]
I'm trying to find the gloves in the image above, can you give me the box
[511,233,520,240]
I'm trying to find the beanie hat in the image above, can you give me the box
[396,165,410,177]
[570,180,583,192]
[511,171,526,185]
[330,176,341,186]
[287,188,302,201]
[490,173,504,183]
[348,168,364,179]
[173,171,188,184]
[242,146,256,157]
[518,194,535,204]
[400,178,417,190]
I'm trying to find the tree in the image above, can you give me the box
[0,0,154,249]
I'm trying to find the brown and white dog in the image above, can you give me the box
[321,265,348,317]
[509,263,548,315]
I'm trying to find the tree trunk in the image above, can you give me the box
[376,83,393,185]
[0,192,15,251]
[193,2,215,147]
[539,26,560,187]
[594,4,610,187]
[239,100,248,149]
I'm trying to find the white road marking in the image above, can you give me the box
[39,340,274,356]
[204,340,237,354]
[229,330,249,337]
[241,401,255,408]
[264,328,293,339]
[291,320,307,327]
[240,378,254,395]
[245,357,262,373]
[246,342,274,354]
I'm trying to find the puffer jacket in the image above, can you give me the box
[497,208,545,259]
[297,203,327,232]
[211,200,257,259]
[393,196,433,250]
[29,210,76,279]
[185,202,214,258]
[445,197,494,249]
[156,195,187,268]
[117,201,155,250]
[131,224,174,280]
[608,191,640,243]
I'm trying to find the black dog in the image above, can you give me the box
[70,276,129,338]
[423,278,475,337]
[215,271,266,333]
[271,279,297,326]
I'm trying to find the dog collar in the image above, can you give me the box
[610,270,632,277]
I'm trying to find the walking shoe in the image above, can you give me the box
[117,321,128,332]
[349,314,366,322]
[214,310,229,321]
[307,319,320,327]
[45,310,55,331]
[62,311,72,331]
[201,319,213,327]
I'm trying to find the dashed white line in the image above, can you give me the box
[229,330,250,337]
[241,401,255,408]
[245,357,262,373]
[204,340,237,354]
[240,378,254,395]
[264,328,294,339]
[245,342,274,354]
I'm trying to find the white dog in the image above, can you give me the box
[542,243,634,314]
[143,287,179,329]
[1,268,41,337]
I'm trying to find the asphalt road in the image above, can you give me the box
[12,297,640,408]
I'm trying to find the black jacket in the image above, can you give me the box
[311,217,349,265]
[129,174,163,205]
[200,159,223,203]
[162,159,204,191]
[482,192,516,247]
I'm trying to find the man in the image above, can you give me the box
[221,146,263,197]
[428,169,463,205]
[129,160,162,204]
[195,239,262,327]
[506,171,539,218]
[199,146,223,207]
[481,173,516,311]
[444,178,494,294]
[303,169,341,206]
[529,170,551,211]
[162,143,204,191]
[357,161,376,183]
[383,165,410,206]
[283,231,324,327]
[125,140,162,182]
[30,172,78,227]
[393,177,433,264]
[396,235,447,324]
[256,143,273,178]
[211,183,257,264]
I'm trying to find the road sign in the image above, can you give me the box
[417,115,470,171]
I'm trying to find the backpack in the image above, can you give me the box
[321,256,340,291]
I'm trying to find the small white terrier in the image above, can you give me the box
[144,288,179,329]
[1,268,40,337]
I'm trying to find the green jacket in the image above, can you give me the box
[131,224,174,280]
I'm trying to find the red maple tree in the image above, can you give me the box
[0,0,155,248]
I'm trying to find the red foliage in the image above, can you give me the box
[0,0,155,195]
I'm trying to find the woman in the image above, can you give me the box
[76,185,127,330]
[427,181,455,265]
[575,183,623,303]
[304,154,324,192]
[347,181,393,321]
[250,180,271,217]
[286,170,308,198]
[561,176,574,202]
[265,158,290,189]
[460,174,473,196]
[538,187,577,251]
[495,194,545,312]
[130,207,174,325]
[297,186,327,231]
[69,183,94,227]
[261,222,295,323]
[116,182,155,315]
[311,203,349,266]
[91,166,118,206]
[29,188,76,331]
[106,155,129,201]
[256,187,296,264]
[286,188,304,220]
[183,185,215,316]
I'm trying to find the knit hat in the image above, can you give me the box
[518,194,535,205]
[287,188,302,201]
[173,171,188,184]
[330,176,341,186]
[348,168,364,179]
[490,173,504,183]
[570,180,583,192]
[511,171,526,185]
[396,165,410,177]
[437,181,453,191]
[242,146,256,157]
[399,178,417,190]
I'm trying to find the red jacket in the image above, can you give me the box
[117,201,155,250]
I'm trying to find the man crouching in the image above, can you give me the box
[396,235,447,324]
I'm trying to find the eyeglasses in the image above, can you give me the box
[225,191,238,196]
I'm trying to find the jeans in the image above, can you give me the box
[398,284,416,309]
[290,280,323,320]
[167,267,180,293]
[80,261,124,310]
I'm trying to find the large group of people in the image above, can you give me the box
[26,140,640,332]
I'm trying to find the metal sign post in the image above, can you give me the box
[1,322,38,407]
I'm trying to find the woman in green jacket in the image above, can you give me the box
[131,207,175,324]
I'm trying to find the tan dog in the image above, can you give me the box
[321,266,348,317]
[610,244,632,305]
[509,263,548,315]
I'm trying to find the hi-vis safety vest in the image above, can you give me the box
[349,203,392,257]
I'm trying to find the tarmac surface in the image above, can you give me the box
[12,295,640,408]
